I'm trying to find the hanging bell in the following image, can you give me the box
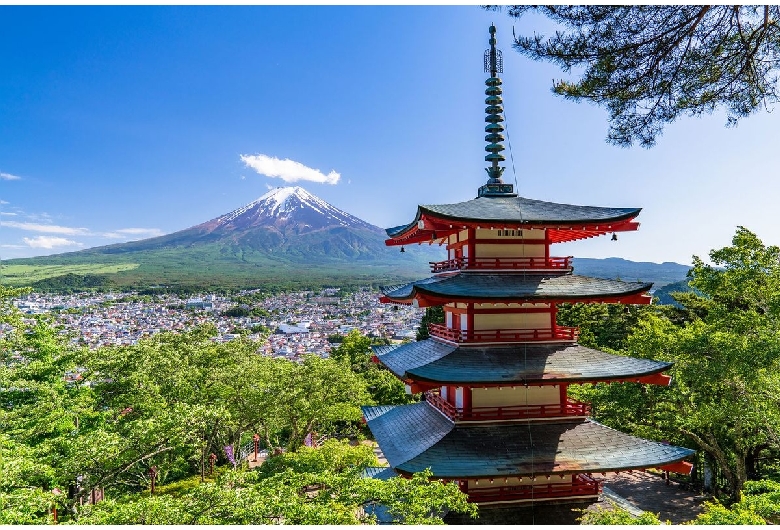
[400,246,405,253]
[611,233,618,241]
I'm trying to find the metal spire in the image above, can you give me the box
[479,24,516,198]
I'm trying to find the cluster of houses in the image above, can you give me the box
[12,288,422,359]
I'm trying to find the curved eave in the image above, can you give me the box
[381,273,653,308]
[372,341,673,386]
[363,402,694,479]
[385,200,641,246]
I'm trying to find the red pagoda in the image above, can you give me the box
[361,25,694,506]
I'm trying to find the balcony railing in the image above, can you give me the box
[466,474,600,504]
[430,256,572,273]
[428,324,579,344]
[426,391,591,422]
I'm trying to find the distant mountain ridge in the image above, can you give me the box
[572,257,691,289]
[5,187,692,291]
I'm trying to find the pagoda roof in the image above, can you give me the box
[386,196,641,244]
[362,402,694,479]
[372,340,672,385]
[363,466,399,480]
[381,272,652,306]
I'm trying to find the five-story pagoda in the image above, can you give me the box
[361,25,694,506]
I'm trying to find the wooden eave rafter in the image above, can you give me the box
[385,212,640,246]
[384,290,652,309]
[401,370,672,388]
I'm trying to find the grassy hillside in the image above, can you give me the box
[2,241,438,292]
[0,263,140,287]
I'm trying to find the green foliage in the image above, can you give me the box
[374,469,478,524]
[0,285,471,524]
[222,305,250,317]
[556,302,649,351]
[578,504,663,524]
[416,305,444,341]
[329,329,413,406]
[72,444,475,525]
[257,439,378,476]
[689,500,767,525]
[502,6,780,147]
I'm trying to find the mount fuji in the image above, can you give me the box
[12,187,438,290]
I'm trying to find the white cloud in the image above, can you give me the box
[115,227,163,236]
[0,172,21,181]
[0,212,17,216]
[23,236,81,249]
[0,199,8,204]
[1,221,89,235]
[240,154,340,185]
[102,228,163,239]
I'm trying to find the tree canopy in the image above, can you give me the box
[499,6,780,147]
[0,286,469,524]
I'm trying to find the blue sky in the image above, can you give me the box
[1,5,778,266]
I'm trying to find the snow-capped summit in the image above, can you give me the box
[198,186,379,234]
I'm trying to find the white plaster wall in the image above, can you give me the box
[471,385,560,407]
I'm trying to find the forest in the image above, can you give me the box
[2,227,780,524]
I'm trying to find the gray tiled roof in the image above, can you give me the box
[386,196,640,237]
[372,341,457,378]
[381,272,651,302]
[363,402,694,478]
[362,467,399,480]
[361,402,454,468]
[372,340,672,384]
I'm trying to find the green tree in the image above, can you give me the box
[74,441,476,525]
[329,329,412,406]
[578,504,663,525]
[556,302,650,352]
[236,354,370,451]
[500,6,780,147]
[416,305,444,341]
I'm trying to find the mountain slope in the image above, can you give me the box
[7,187,438,290]
[77,186,390,260]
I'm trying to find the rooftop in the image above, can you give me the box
[372,340,672,385]
[362,402,694,479]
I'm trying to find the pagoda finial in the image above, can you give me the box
[479,24,516,198]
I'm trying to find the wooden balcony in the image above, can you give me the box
[428,323,579,344]
[426,391,591,422]
[430,256,573,273]
[466,474,600,504]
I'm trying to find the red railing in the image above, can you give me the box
[428,324,579,344]
[466,474,600,504]
[430,256,572,273]
[425,391,591,422]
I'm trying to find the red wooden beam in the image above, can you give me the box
[635,373,672,386]
[386,215,641,246]
[660,461,693,475]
